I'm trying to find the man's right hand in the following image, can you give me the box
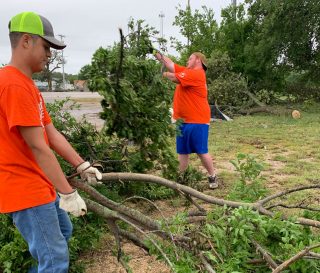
[59,190,87,217]
[148,46,158,55]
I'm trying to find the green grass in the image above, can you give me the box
[184,105,320,201]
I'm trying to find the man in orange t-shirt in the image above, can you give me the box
[153,50,218,189]
[0,12,102,272]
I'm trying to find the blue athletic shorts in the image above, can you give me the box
[176,123,209,154]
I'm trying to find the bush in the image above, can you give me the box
[206,50,250,113]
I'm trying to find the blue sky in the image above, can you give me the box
[0,0,237,74]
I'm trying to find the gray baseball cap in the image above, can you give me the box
[8,11,66,50]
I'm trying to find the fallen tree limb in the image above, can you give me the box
[100,172,253,208]
[272,244,320,273]
[71,179,163,233]
[199,252,217,273]
[240,89,266,108]
[98,173,320,228]
[251,239,278,269]
[266,203,320,212]
[118,229,149,251]
[236,89,294,117]
[258,184,320,206]
[84,198,175,271]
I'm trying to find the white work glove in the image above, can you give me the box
[59,190,87,217]
[76,161,103,184]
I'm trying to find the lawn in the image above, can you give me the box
[187,103,320,206]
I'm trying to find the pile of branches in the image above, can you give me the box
[70,173,320,273]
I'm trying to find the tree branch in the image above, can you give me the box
[116,28,124,88]
[266,203,320,212]
[84,198,175,271]
[251,239,278,269]
[99,173,320,228]
[272,244,320,273]
[199,252,217,273]
[258,184,320,206]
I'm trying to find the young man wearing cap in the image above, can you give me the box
[0,12,102,272]
[153,51,218,189]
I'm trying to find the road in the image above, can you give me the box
[41,91,104,130]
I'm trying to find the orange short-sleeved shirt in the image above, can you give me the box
[0,66,56,213]
[173,64,210,124]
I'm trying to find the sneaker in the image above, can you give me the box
[208,175,218,189]
[177,172,186,185]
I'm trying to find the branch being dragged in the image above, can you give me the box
[99,173,320,228]
[71,178,162,232]
[84,198,175,271]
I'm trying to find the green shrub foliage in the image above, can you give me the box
[146,154,320,272]
[87,19,178,177]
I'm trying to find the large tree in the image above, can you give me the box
[33,50,64,91]
[172,4,218,62]
[247,0,320,72]
[244,0,320,91]
[78,64,92,80]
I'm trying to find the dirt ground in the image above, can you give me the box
[79,198,188,273]
[80,237,171,273]
[78,185,228,273]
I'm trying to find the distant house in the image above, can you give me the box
[34,80,49,91]
[63,83,75,91]
[74,80,89,91]
[34,79,75,91]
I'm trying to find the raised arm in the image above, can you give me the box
[153,50,175,72]
[163,72,180,84]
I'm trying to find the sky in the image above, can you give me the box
[0,0,235,75]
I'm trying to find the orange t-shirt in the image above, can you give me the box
[173,64,210,124]
[0,66,56,213]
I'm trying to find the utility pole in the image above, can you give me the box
[159,11,165,39]
[187,0,191,49]
[232,0,237,20]
[58,34,66,90]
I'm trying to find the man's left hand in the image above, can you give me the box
[76,161,102,183]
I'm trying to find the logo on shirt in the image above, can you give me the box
[38,96,45,128]
[178,72,186,78]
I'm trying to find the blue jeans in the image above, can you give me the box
[10,196,73,273]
